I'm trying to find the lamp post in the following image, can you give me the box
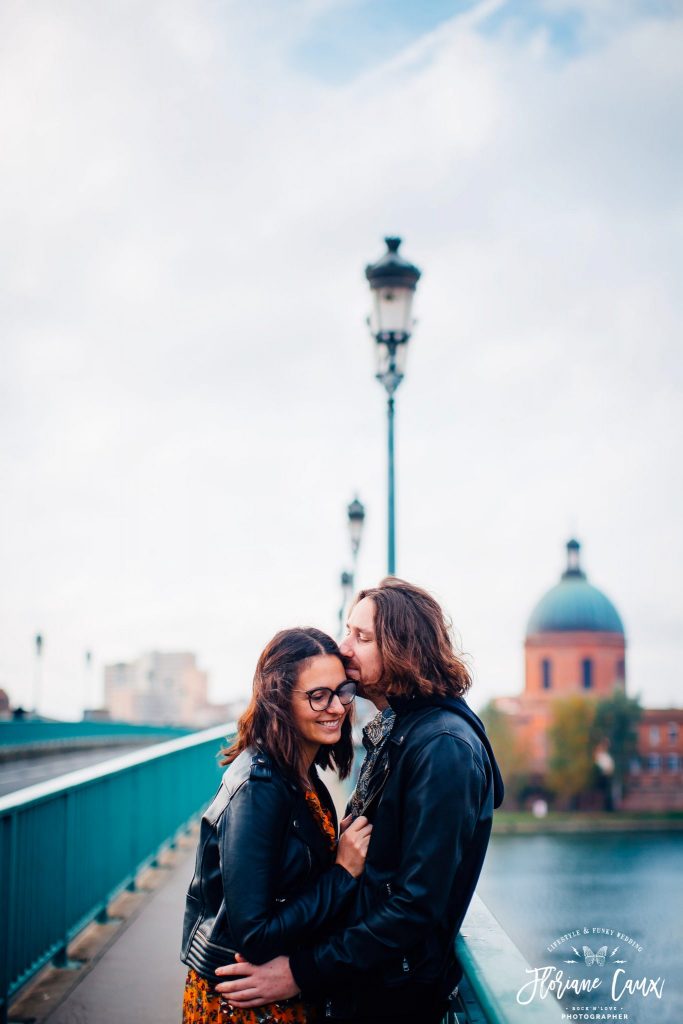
[84,649,93,717]
[347,495,366,577]
[33,633,43,717]
[337,496,366,639]
[365,237,421,576]
[338,570,354,641]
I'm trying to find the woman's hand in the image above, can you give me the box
[335,814,372,878]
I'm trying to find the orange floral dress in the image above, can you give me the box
[182,789,336,1024]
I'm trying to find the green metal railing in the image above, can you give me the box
[0,720,192,750]
[0,722,232,1024]
[453,895,564,1023]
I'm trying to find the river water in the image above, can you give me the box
[477,832,683,1024]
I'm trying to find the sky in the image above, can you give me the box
[1,0,682,719]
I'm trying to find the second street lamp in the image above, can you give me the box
[338,570,354,641]
[338,496,365,640]
[365,237,421,576]
[347,495,366,565]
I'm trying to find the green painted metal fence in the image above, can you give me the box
[0,722,233,1023]
[0,720,192,750]
[453,896,564,1023]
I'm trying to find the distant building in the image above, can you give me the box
[625,709,683,811]
[494,539,683,810]
[104,652,240,728]
[0,688,10,719]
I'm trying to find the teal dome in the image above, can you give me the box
[526,539,625,637]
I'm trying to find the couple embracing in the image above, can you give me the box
[181,577,504,1024]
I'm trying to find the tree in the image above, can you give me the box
[591,691,642,810]
[547,696,597,808]
[479,701,532,804]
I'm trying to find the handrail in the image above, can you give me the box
[0,722,235,1023]
[0,723,231,813]
[455,895,564,1022]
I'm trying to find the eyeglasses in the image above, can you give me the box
[294,680,357,711]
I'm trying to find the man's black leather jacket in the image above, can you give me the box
[290,695,504,1017]
[181,747,357,981]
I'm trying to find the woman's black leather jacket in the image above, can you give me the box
[180,747,357,981]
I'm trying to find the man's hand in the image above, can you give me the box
[215,954,299,1007]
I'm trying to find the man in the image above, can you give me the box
[217,577,504,1023]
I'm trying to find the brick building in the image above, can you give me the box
[624,709,683,811]
[494,539,683,810]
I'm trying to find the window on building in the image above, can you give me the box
[667,754,680,773]
[616,659,625,684]
[668,722,679,744]
[582,658,593,690]
[541,659,552,690]
[649,726,660,746]
[629,757,641,775]
[647,754,661,773]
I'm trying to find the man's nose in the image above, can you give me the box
[339,636,353,657]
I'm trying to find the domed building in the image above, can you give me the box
[525,539,626,701]
[494,538,683,810]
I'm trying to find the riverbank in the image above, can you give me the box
[493,810,683,833]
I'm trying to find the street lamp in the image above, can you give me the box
[338,570,354,641]
[347,496,366,564]
[365,237,421,575]
[338,496,366,639]
[33,633,43,717]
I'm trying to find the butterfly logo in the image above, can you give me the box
[564,943,627,966]
[583,946,607,966]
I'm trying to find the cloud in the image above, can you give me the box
[0,0,681,716]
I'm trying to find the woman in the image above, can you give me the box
[181,627,372,1024]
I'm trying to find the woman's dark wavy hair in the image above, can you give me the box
[355,577,472,699]
[221,627,354,780]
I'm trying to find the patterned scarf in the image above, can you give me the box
[348,706,396,819]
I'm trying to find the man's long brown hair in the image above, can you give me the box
[355,577,472,699]
[222,627,354,781]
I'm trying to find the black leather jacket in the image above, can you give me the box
[181,747,357,981]
[290,695,505,1017]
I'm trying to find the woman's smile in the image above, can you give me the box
[316,718,343,732]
